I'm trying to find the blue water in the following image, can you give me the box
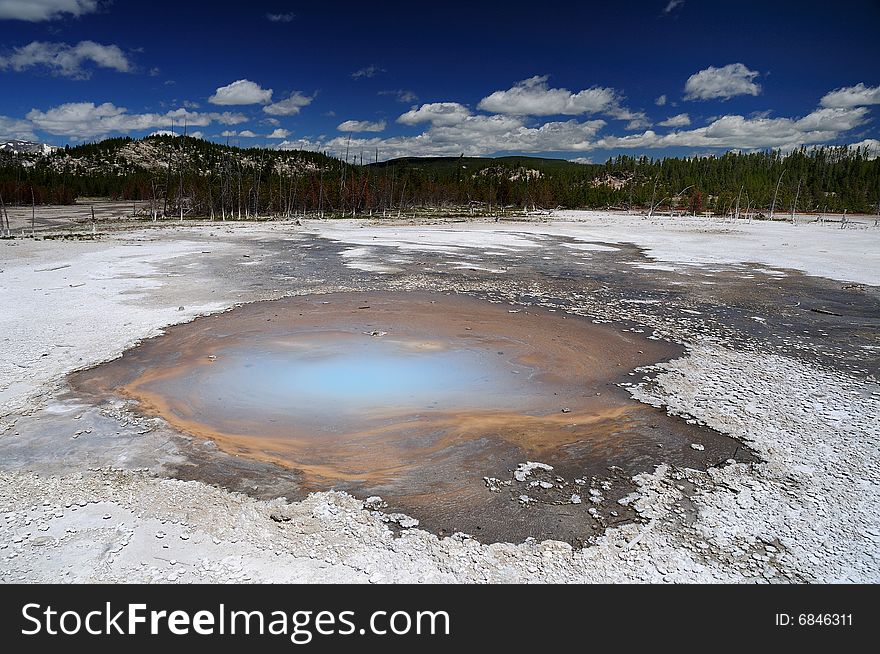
[153,334,526,428]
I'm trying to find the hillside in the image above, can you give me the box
[1,137,878,216]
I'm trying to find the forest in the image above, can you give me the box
[1,135,878,219]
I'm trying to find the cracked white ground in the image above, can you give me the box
[1,211,878,583]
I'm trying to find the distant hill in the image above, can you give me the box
[45,135,340,177]
[1,140,58,156]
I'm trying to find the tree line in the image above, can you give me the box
[1,136,878,218]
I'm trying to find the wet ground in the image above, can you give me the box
[3,219,877,551]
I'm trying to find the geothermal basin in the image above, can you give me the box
[71,292,752,545]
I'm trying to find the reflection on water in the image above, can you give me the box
[155,334,527,429]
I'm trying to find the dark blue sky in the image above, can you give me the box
[1,0,879,160]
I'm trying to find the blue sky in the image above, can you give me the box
[1,0,879,161]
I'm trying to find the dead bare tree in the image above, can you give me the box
[769,169,786,220]
[734,184,743,220]
[0,190,9,235]
[163,121,174,218]
[647,173,661,218]
[178,120,186,221]
[790,176,802,224]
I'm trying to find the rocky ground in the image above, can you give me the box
[1,210,878,583]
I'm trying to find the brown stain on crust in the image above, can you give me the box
[70,292,752,545]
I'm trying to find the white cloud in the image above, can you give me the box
[265,12,294,22]
[165,107,245,126]
[219,130,257,138]
[617,109,652,130]
[379,89,418,103]
[658,113,691,127]
[26,102,247,140]
[477,75,650,128]
[351,65,385,80]
[478,75,621,116]
[569,157,594,164]
[280,113,606,160]
[0,0,99,21]
[278,93,870,159]
[684,63,761,101]
[337,119,386,133]
[595,106,869,152]
[662,0,684,14]
[209,79,273,106]
[0,114,37,140]
[0,41,131,78]
[398,102,472,126]
[263,91,314,116]
[267,128,290,139]
[655,94,667,106]
[820,83,880,108]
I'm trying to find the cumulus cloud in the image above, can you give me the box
[26,102,247,140]
[379,89,418,103]
[658,113,691,127]
[209,79,273,106]
[0,0,99,21]
[281,98,868,158]
[655,94,667,106]
[263,91,314,116]
[820,83,880,108]
[277,77,874,159]
[0,114,38,141]
[684,63,761,101]
[0,41,132,79]
[478,75,650,128]
[398,102,472,126]
[595,106,869,152]
[265,12,294,22]
[267,128,290,139]
[219,130,258,138]
[280,112,606,160]
[337,119,386,133]
[351,65,385,80]
[478,75,620,116]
